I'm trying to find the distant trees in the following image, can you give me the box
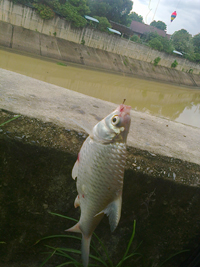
[141,32,174,54]
[150,20,167,31]
[88,0,133,25]
[10,0,200,63]
[127,12,143,26]
[171,29,192,53]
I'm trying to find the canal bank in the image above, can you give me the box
[0,68,200,267]
[1,19,200,87]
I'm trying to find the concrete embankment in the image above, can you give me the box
[1,19,200,87]
[1,68,200,165]
[0,68,200,267]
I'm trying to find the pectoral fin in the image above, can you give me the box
[72,160,79,180]
[74,195,80,208]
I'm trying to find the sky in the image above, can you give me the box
[131,0,200,36]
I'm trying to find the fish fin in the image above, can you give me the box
[72,160,79,180]
[65,222,81,233]
[104,196,122,232]
[81,234,91,267]
[74,195,80,208]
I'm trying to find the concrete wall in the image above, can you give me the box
[1,0,200,75]
[1,20,200,87]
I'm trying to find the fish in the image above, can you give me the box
[66,104,131,267]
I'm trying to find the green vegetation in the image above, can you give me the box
[37,213,139,267]
[130,34,141,43]
[153,57,161,66]
[81,38,85,45]
[127,12,143,26]
[141,32,173,54]
[57,62,67,66]
[171,60,178,68]
[33,3,54,20]
[93,16,111,32]
[0,115,21,127]
[123,56,129,66]
[88,0,133,26]
[150,20,167,31]
[11,0,200,63]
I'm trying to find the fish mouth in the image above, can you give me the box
[117,104,131,116]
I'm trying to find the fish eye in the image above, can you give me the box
[111,115,120,125]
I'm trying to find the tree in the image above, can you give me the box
[88,0,133,25]
[127,12,143,26]
[93,16,111,31]
[171,29,192,53]
[150,20,167,31]
[192,33,200,53]
[130,34,141,43]
[141,31,174,53]
[149,38,163,51]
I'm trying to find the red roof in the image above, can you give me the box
[130,20,170,39]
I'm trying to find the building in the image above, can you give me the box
[130,20,171,40]
[110,20,171,40]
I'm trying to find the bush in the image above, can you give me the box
[153,57,161,66]
[171,60,178,68]
[149,38,163,51]
[33,3,54,20]
[93,16,111,32]
[130,34,141,43]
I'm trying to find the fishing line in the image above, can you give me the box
[152,0,161,21]
[145,0,152,23]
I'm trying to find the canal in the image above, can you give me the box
[1,47,200,128]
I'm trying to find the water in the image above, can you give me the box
[1,48,200,128]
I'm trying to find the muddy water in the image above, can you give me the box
[1,48,200,128]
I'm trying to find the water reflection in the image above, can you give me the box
[0,48,200,128]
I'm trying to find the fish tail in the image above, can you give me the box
[81,234,91,267]
[65,223,91,267]
[65,222,81,233]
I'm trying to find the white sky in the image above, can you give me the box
[131,0,200,36]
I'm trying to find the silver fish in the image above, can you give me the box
[66,104,131,267]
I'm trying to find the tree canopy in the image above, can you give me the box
[192,33,200,53]
[171,29,192,53]
[150,20,167,31]
[127,12,143,26]
[88,0,133,25]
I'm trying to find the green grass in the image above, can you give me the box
[37,213,139,267]
[36,213,190,267]
[57,62,67,66]
[0,115,21,127]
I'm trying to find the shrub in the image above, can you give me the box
[130,34,140,43]
[33,4,54,20]
[171,60,178,68]
[93,16,111,32]
[149,38,163,51]
[189,69,193,73]
[153,57,161,66]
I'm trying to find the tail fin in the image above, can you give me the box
[81,234,91,267]
[65,223,91,267]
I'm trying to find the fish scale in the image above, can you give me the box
[66,104,131,267]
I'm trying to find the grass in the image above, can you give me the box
[0,115,21,127]
[36,213,190,267]
[37,213,140,267]
[57,62,67,66]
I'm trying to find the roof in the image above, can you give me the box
[130,21,171,39]
[84,15,99,23]
[107,27,121,35]
[110,21,133,36]
[173,50,183,56]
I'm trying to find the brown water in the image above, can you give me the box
[1,48,200,128]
